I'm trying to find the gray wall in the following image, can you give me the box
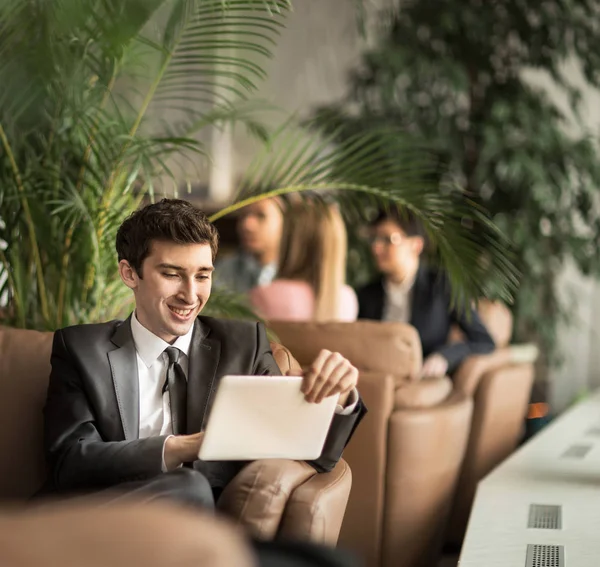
[206,0,370,201]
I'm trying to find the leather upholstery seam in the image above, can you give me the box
[256,471,289,534]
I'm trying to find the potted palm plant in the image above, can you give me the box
[0,0,517,331]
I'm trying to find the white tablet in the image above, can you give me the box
[198,375,339,461]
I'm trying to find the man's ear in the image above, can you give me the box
[118,259,139,290]
[412,236,425,256]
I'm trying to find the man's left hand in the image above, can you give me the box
[294,349,358,407]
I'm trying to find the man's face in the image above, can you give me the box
[119,240,213,343]
[237,199,283,258]
[370,220,423,277]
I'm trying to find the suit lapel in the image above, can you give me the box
[108,316,140,441]
[373,278,386,320]
[409,265,429,329]
[186,318,221,434]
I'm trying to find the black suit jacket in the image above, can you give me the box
[357,267,495,374]
[43,316,365,494]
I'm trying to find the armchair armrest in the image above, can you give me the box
[453,348,514,396]
[278,459,352,545]
[454,344,539,396]
[218,459,316,540]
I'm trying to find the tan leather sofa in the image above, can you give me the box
[269,320,474,567]
[446,300,535,545]
[0,325,351,545]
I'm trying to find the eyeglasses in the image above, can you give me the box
[368,233,404,246]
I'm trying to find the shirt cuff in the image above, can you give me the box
[161,435,173,472]
[335,388,358,416]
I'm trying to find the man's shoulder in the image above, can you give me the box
[418,264,448,287]
[413,264,452,301]
[57,320,124,343]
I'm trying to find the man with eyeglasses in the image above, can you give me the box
[357,209,495,378]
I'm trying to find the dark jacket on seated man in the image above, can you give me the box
[44,316,365,494]
[357,266,495,375]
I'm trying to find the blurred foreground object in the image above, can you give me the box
[0,499,256,567]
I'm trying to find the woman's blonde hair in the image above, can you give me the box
[276,202,348,321]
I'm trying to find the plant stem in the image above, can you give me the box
[76,67,118,194]
[85,21,191,303]
[56,225,74,326]
[0,248,24,328]
[58,67,119,321]
[0,122,50,324]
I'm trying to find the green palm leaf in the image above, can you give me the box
[0,0,515,332]
[212,123,518,306]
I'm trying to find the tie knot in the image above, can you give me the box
[165,346,181,365]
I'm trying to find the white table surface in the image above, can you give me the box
[459,390,600,566]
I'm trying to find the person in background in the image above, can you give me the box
[250,202,358,322]
[215,197,283,293]
[357,208,495,378]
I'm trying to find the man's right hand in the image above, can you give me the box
[164,432,204,471]
[420,353,449,378]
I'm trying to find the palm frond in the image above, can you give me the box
[212,123,519,306]
[0,0,516,332]
[141,0,289,135]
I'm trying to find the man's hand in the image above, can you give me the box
[164,432,204,471]
[292,349,358,407]
[420,353,449,378]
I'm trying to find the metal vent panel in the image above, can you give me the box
[561,444,592,459]
[528,504,562,529]
[525,544,564,567]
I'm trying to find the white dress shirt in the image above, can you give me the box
[383,276,416,323]
[130,313,358,463]
[131,312,195,438]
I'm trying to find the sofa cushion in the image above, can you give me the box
[0,326,53,499]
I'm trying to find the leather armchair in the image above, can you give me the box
[269,321,473,567]
[445,300,536,546]
[0,326,351,546]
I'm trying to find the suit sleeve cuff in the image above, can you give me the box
[335,388,358,416]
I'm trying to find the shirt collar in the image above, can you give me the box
[385,273,416,296]
[257,262,277,286]
[130,311,194,368]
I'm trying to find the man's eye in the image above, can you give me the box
[163,273,178,278]
[196,275,210,280]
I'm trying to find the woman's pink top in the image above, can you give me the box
[249,280,358,322]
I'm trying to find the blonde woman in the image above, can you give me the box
[249,202,358,321]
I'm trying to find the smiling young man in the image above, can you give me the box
[43,199,364,566]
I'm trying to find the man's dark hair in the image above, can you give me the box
[370,207,424,237]
[116,198,219,276]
